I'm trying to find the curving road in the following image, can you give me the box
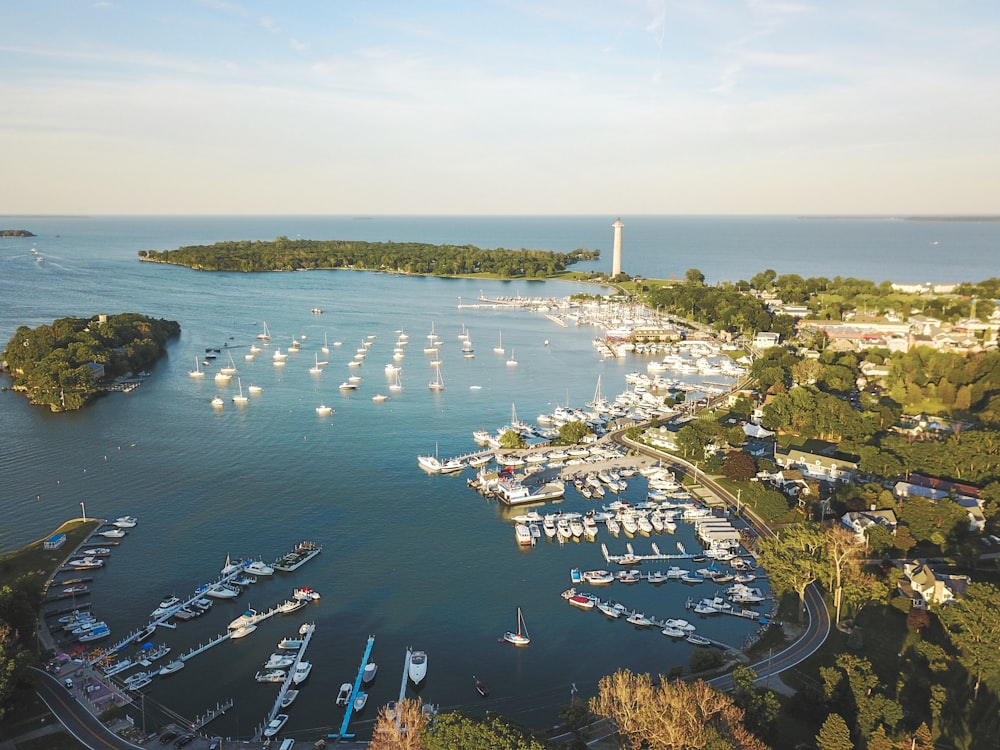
[610,428,831,692]
[31,666,146,750]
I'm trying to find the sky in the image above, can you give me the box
[2,1,999,215]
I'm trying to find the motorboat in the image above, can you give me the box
[338,381,358,391]
[277,637,304,651]
[113,515,138,528]
[417,453,465,474]
[263,714,288,738]
[151,596,182,618]
[353,690,368,711]
[662,625,687,638]
[248,384,263,394]
[626,612,653,628]
[264,653,295,669]
[408,650,427,685]
[277,599,308,614]
[292,661,312,684]
[229,624,257,639]
[99,528,126,538]
[280,689,299,709]
[567,594,596,610]
[205,583,240,599]
[293,587,321,601]
[474,675,490,697]
[245,560,274,576]
[371,393,388,402]
[514,523,532,546]
[687,634,712,646]
[597,601,626,619]
[362,662,378,684]
[63,583,89,595]
[211,396,224,408]
[255,669,287,683]
[502,607,530,646]
[316,404,333,416]
[66,556,103,569]
[582,570,615,585]
[228,609,259,630]
[79,625,111,642]
[336,682,352,707]
[159,660,185,676]
[80,547,110,556]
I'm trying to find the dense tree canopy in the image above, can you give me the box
[2,314,180,411]
[140,237,599,279]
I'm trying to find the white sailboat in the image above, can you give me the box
[493,330,504,354]
[503,607,530,646]
[309,353,323,375]
[220,351,238,375]
[232,378,248,404]
[428,361,445,391]
[506,348,518,367]
[189,356,205,378]
[389,371,403,392]
[322,333,330,354]
[256,321,271,340]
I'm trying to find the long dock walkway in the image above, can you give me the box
[329,634,376,741]
[264,623,316,729]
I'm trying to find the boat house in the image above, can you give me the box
[44,533,67,550]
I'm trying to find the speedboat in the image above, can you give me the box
[228,609,259,630]
[63,583,89,595]
[408,650,427,685]
[292,661,312,684]
[293,587,321,601]
[113,515,138,528]
[159,660,185,676]
[99,528,126,538]
[263,714,288,738]
[687,634,712,646]
[255,669,286,683]
[79,625,111,642]
[281,689,299,708]
[353,690,368,711]
[363,662,378,684]
[229,624,257,639]
[205,583,240,599]
[336,682,352,707]
[264,653,295,669]
[316,404,333,416]
[67,556,103,569]
[277,637,304,651]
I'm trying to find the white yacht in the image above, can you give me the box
[408,650,427,685]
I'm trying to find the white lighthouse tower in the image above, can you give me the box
[611,217,624,277]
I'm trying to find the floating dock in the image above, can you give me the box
[328,634,376,741]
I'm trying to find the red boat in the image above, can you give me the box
[568,595,595,610]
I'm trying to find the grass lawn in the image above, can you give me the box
[0,520,99,587]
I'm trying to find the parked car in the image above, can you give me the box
[63,678,74,690]
[174,735,195,749]
[158,730,179,744]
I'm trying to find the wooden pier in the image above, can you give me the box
[601,541,695,565]
[192,700,234,730]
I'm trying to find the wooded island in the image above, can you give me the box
[138,236,600,278]
[1,313,180,411]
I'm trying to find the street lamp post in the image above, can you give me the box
[80,501,86,521]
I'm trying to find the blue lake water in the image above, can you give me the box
[1,215,997,741]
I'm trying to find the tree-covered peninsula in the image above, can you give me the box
[0,229,35,237]
[1,314,180,412]
[138,236,600,278]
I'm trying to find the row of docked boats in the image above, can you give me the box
[560,588,714,645]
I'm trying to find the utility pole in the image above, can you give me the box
[80,501,86,521]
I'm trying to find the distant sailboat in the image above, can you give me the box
[220,351,238,375]
[232,378,248,404]
[322,333,330,354]
[428,361,445,391]
[493,330,504,354]
[309,353,323,375]
[506,348,518,367]
[189,356,205,379]
[256,321,271,341]
[389,371,403,392]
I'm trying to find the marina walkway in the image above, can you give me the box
[329,634,376,741]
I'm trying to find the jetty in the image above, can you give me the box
[328,634,375,741]
[601,542,695,565]
[259,622,316,738]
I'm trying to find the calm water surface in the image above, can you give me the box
[2,215,995,740]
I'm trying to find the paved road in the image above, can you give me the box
[31,666,146,750]
[609,429,832,692]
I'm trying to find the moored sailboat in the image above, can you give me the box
[502,607,530,646]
